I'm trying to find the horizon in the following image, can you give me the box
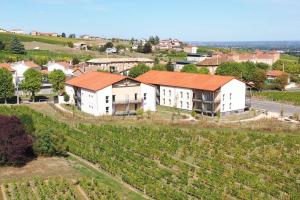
[1,0,300,41]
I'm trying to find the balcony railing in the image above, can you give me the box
[113,99,143,105]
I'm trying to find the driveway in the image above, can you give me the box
[251,99,300,116]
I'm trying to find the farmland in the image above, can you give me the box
[254,91,300,105]
[0,105,300,199]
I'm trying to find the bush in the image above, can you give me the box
[64,93,70,102]
[0,115,33,165]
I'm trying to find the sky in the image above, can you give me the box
[0,0,299,41]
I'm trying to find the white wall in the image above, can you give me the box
[96,86,113,116]
[60,85,75,104]
[48,63,73,76]
[220,79,246,113]
[141,83,156,112]
[160,86,193,111]
[11,62,30,83]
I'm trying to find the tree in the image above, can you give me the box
[10,36,26,54]
[154,57,160,65]
[252,68,266,90]
[274,73,289,90]
[198,67,210,74]
[72,57,80,65]
[20,69,42,102]
[256,62,270,70]
[181,64,199,73]
[216,62,243,79]
[33,133,66,156]
[0,68,15,104]
[143,42,152,54]
[0,40,5,50]
[154,36,160,45]
[67,42,74,48]
[104,42,114,49]
[129,63,150,78]
[0,115,33,166]
[166,61,174,71]
[61,32,66,38]
[48,70,66,95]
[68,34,76,38]
[152,64,167,71]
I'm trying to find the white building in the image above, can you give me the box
[184,46,198,54]
[10,29,25,34]
[62,72,156,116]
[10,61,40,84]
[187,53,211,63]
[46,61,74,77]
[137,70,246,116]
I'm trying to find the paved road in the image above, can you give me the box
[251,99,300,116]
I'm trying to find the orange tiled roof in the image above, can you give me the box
[266,70,285,77]
[136,70,235,91]
[0,63,15,72]
[24,61,39,68]
[66,71,127,91]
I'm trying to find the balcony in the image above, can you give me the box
[112,98,143,105]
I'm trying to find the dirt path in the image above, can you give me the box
[0,185,7,200]
[68,153,152,200]
[76,185,90,200]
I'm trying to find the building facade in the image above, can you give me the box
[10,61,40,84]
[137,71,246,116]
[62,72,156,116]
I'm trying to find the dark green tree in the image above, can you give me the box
[20,69,42,102]
[104,42,114,49]
[181,64,199,73]
[10,36,26,54]
[0,40,5,50]
[72,57,80,65]
[48,70,66,95]
[0,68,15,104]
[166,60,174,71]
[198,67,210,74]
[129,63,150,78]
[61,32,66,38]
[143,42,152,54]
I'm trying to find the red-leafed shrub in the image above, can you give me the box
[0,115,34,165]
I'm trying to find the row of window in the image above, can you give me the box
[223,93,233,101]
[162,89,190,99]
[222,103,232,111]
[162,98,190,109]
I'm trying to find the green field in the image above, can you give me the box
[0,105,300,199]
[0,32,78,46]
[254,91,300,105]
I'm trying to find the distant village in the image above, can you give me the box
[0,26,296,117]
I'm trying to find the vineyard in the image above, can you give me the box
[0,106,300,199]
[254,91,300,105]
[1,177,119,200]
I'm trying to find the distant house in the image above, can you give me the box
[80,35,91,40]
[184,46,198,54]
[73,42,88,50]
[197,54,232,74]
[30,31,58,37]
[0,28,7,33]
[86,57,154,74]
[266,70,290,83]
[46,61,75,77]
[137,70,247,116]
[61,72,156,116]
[228,50,280,65]
[156,39,183,51]
[0,63,17,85]
[10,29,25,34]
[105,47,117,54]
[10,61,40,84]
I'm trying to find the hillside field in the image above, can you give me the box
[0,105,299,199]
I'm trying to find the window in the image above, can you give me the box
[187,102,190,109]
[112,95,116,103]
[106,96,109,103]
[106,107,109,113]
[223,94,225,101]
[135,104,138,110]
[222,104,225,111]
[169,90,171,97]
[180,91,183,98]
[163,98,165,104]
[169,99,171,105]
[144,93,147,100]
[180,101,183,108]
[229,103,232,110]
[187,92,190,99]
[163,89,165,96]
[135,93,138,100]
[230,93,232,100]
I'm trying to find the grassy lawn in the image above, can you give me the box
[254,91,300,105]
[0,32,78,45]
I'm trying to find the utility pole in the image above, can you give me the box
[16,80,19,105]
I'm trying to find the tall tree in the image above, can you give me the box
[48,70,66,95]
[61,32,66,38]
[10,36,26,54]
[20,69,42,102]
[0,68,15,104]
[143,42,152,54]
[0,115,33,166]
[166,60,174,71]
[129,63,150,78]
[0,40,5,50]
[72,57,80,65]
